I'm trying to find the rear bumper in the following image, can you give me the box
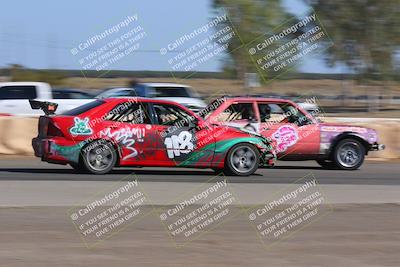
[32,137,73,165]
[32,137,48,158]
[370,142,385,151]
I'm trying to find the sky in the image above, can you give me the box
[0,0,345,73]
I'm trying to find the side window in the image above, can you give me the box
[0,86,37,99]
[258,103,285,122]
[104,102,151,124]
[279,103,312,126]
[217,103,255,122]
[258,102,312,126]
[153,103,194,126]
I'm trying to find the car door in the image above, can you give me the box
[100,101,156,165]
[257,101,320,159]
[149,102,216,167]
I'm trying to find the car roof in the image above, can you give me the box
[102,97,187,105]
[221,96,293,103]
[102,97,199,116]
[141,83,191,88]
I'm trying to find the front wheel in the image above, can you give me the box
[332,138,365,170]
[224,143,260,176]
[81,141,117,174]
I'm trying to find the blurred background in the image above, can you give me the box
[0,0,399,117]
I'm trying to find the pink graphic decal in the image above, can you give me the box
[321,126,367,133]
[272,125,298,152]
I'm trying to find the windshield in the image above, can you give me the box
[62,100,105,116]
[199,97,226,119]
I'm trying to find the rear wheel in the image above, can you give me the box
[332,138,365,170]
[224,143,260,176]
[81,141,117,174]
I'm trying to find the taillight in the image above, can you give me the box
[47,122,64,137]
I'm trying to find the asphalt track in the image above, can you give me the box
[1,158,400,266]
[0,157,399,185]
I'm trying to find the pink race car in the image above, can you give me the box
[202,96,385,170]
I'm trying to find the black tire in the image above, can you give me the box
[316,159,337,169]
[81,140,117,174]
[332,138,365,170]
[224,143,260,176]
[70,162,86,173]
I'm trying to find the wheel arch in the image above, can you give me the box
[223,141,261,176]
[328,132,370,159]
[79,138,122,166]
[223,141,261,165]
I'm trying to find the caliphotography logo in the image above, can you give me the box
[246,173,333,249]
[157,173,242,248]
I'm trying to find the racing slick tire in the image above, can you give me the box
[332,138,365,170]
[81,140,117,174]
[224,143,260,176]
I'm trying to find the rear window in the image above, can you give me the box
[0,86,37,99]
[62,100,105,116]
[153,87,191,97]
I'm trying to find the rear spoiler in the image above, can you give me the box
[29,100,58,115]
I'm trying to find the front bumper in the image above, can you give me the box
[260,150,276,167]
[370,142,385,151]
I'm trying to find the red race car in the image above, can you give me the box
[203,96,385,170]
[31,98,275,176]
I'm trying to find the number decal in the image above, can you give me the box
[164,131,194,159]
